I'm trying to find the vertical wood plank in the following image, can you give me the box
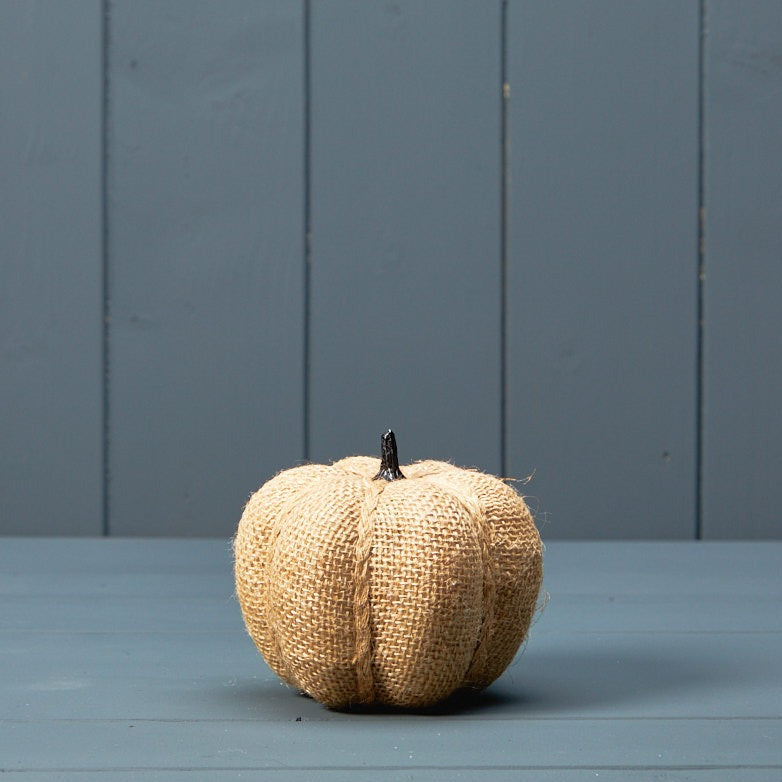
[108,1,304,536]
[702,0,782,538]
[507,1,700,538]
[0,1,103,535]
[309,0,503,472]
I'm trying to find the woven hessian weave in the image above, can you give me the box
[234,455,543,709]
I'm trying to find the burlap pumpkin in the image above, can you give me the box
[234,431,542,709]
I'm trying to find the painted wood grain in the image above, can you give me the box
[506,0,700,538]
[3,2,782,541]
[308,0,503,473]
[0,540,780,777]
[107,0,305,536]
[2,717,780,772]
[0,776,772,782]
[0,0,103,535]
[701,0,782,539]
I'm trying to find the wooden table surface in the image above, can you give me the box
[1,539,780,780]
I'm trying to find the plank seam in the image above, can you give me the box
[4,716,781,724]
[100,0,111,537]
[695,0,707,540]
[302,0,312,463]
[500,0,509,477]
[3,766,781,774]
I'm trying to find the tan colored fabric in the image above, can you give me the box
[234,455,542,709]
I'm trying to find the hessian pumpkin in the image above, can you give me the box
[234,430,542,709]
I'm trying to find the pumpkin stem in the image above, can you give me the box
[374,430,405,481]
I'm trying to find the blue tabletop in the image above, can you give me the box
[1,539,780,779]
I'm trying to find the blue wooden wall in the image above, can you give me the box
[2,0,780,539]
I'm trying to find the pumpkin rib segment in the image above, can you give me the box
[370,481,484,707]
[454,473,542,688]
[406,470,499,688]
[409,466,542,688]
[234,464,330,688]
[267,473,368,707]
[263,494,306,691]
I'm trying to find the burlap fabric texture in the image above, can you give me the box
[234,455,543,709]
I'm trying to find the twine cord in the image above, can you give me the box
[352,481,385,703]
[464,500,497,683]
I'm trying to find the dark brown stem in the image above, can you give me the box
[374,430,405,481]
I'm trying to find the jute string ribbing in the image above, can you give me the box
[352,480,385,703]
[464,498,497,682]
